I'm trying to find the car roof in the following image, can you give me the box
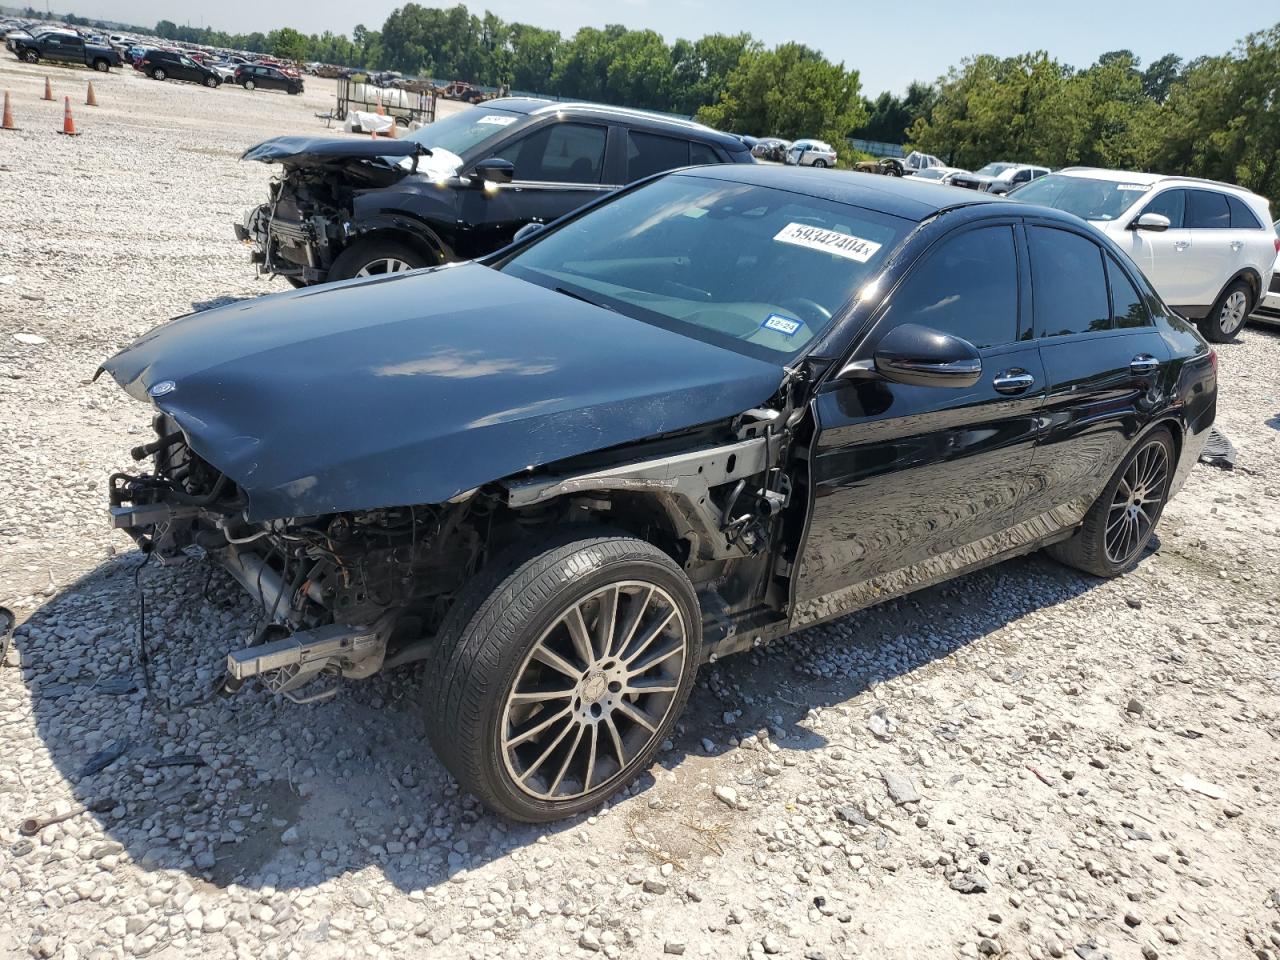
[1052,166,1265,199]
[672,165,1017,222]
[481,97,746,150]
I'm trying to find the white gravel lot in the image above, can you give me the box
[2,56,1280,960]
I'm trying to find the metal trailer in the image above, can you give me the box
[335,74,437,127]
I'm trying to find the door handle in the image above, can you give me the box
[1173,240,1190,251]
[1130,354,1160,376]
[992,369,1036,394]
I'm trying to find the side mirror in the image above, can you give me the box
[473,157,515,186]
[1131,212,1170,233]
[512,221,545,244]
[839,323,981,388]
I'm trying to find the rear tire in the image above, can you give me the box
[424,531,700,822]
[151,67,166,81]
[242,79,255,91]
[328,238,433,281]
[812,159,827,169]
[1199,279,1253,343]
[93,58,109,72]
[1047,427,1175,577]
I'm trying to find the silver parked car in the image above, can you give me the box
[785,139,838,168]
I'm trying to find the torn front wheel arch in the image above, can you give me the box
[501,436,771,564]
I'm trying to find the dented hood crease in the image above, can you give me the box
[101,265,785,521]
[241,135,421,166]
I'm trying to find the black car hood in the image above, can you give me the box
[241,136,421,165]
[100,265,785,521]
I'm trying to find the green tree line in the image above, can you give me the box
[17,5,1280,206]
[904,28,1280,213]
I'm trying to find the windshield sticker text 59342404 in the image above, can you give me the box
[773,223,882,263]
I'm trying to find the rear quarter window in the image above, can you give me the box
[1226,195,1263,229]
[1185,190,1230,229]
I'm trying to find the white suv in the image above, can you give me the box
[1011,168,1279,342]
[785,140,837,168]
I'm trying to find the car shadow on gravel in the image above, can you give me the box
[10,543,1105,895]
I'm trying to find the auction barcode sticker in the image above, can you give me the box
[774,223,882,263]
[477,115,518,126]
[1116,183,1151,191]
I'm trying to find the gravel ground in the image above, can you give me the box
[2,57,1280,960]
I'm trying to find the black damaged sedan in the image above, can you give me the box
[101,167,1216,821]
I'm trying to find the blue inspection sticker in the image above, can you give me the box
[761,313,804,337]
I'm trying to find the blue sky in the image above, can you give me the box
[50,0,1275,95]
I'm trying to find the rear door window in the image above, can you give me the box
[1027,226,1111,337]
[498,122,608,184]
[1141,190,1185,228]
[689,141,721,166]
[627,131,690,182]
[1185,190,1230,229]
[879,225,1020,349]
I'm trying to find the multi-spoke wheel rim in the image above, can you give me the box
[1105,440,1170,565]
[355,258,415,277]
[1220,291,1248,335]
[501,581,688,802]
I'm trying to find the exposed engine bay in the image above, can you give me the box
[108,393,809,703]
[235,138,432,285]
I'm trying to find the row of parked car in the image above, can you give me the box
[237,99,1279,348]
[103,96,1235,824]
[2,18,305,94]
[130,48,304,94]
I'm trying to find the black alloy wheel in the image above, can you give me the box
[1048,428,1175,577]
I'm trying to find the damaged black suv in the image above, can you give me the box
[235,97,754,285]
[107,167,1215,821]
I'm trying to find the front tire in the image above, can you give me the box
[204,75,218,88]
[1047,427,1175,577]
[328,238,432,281]
[22,49,39,63]
[424,532,700,822]
[1199,279,1253,343]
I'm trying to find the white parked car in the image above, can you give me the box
[785,140,837,168]
[910,165,968,185]
[1011,168,1279,342]
[899,150,944,175]
[1250,219,1280,328]
[950,162,1050,195]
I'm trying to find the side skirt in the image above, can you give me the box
[703,510,1079,662]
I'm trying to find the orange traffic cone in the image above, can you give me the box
[58,96,80,136]
[2,91,17,131]
[86,81,98,106]
[43,76,53,101]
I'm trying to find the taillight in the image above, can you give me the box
[1208,348,1218,375]
[1273,237,1279,254]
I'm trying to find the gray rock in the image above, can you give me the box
[881,770,921,805]
[950,871,990,895]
